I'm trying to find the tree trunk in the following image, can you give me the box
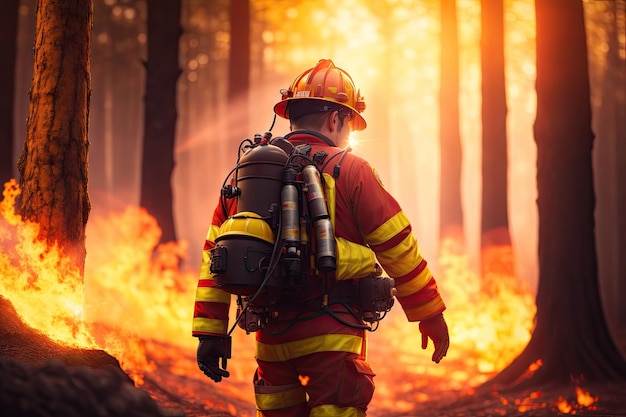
[480,0,514,284]
[593,0,626,339]
[17,0,92,275]
[481,0,626,391]
[228,0,250,146]
[439,0,464,246]
[140,0,182,245]
[0,0,19,185]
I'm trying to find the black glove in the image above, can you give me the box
[419,313,450,363]
[197,335,232,382]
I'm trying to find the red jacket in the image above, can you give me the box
[192,131,446,337]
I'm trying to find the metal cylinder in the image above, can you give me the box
[302,165,329,220]
[237,143,288,220]
[315,218,336,272]
[280,183,300,247]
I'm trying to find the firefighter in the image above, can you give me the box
[193,59,450,417]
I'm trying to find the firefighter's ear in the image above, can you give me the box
[329,110,340,131]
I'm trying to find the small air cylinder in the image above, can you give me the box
[302,165,336,272]
[281,183,300,249]
[302,165,329,220]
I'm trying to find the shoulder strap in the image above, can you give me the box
[320,147,352,179]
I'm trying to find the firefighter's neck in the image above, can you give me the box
[290,111,350,148]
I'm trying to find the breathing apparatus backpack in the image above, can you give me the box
[209,132,336,307]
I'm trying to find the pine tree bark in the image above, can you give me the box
[17,0,92,275]
[228,0,250,146]
[480,0,514,283]
[594,1,626,336]
[0,0,19,185]
[140,0,182,245]
[439,0,464,244]
[480,0,626,391]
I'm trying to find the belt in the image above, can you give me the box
[271,279,359,312]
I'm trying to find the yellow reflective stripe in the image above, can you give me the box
[364,211,410,246]
[255,386,306,411]
[199,248,213,278]
[323,173,377,280]
[322,173,336,229]
[256,334,363,362]
[195,284,231,304]
[310,404,366,417]
[395,263,432,297]
[402,297,446,322]
[375,234,423,277]
[192,317,228,334]
[206,224,221,242]
[335,237,376,280]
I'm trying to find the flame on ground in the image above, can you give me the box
[0,179,600,413]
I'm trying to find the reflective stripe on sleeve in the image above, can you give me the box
[373,233,423,277]
[195,284,231,304]
[192,317,228,335]
[401,297,446,322]
[335,237,377,280]
[364,211,411,246]
[394,262,432,297]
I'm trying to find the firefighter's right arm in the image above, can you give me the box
[334,236,377,280]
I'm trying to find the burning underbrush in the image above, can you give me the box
[0,179,608,416]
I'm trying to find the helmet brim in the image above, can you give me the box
[274,97,367,131]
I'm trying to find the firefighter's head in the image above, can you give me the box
[274,59,367,133]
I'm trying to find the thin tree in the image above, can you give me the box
[0,0,19,186]
[479,0,514,286]
[17,0,92,275]
[439,0,464,248]
[228,0,250,145]
[481,0,626,390]
[140,0,182,245]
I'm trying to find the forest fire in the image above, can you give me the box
[0,179,603,415]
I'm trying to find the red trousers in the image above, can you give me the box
[253,307,376,416]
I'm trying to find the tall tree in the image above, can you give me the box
[17,0,92,275]
[482,0,626,390]
[479,0,514,283]
[593,0,626,337]
[438,0,464,247]
[228,0,250,145]
[0,0,19,185]
[140,0,182,245]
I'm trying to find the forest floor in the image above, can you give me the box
[2,295,626,417]
[139,336,626,417]
[142,360,626,417]
[144,374,626,417]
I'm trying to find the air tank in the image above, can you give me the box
[236,143,289,221]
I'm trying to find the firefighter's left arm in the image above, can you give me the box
[192,198,235,338]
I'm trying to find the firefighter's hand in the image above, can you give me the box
[419,313,449,363]
[197,336,231,382]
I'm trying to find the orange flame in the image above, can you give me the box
[0,180,195,384]
[2,179,541,405]
[575,386,598,408]
[0,179,95,347]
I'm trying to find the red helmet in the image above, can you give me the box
[274,59,367,131]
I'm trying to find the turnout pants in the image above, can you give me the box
[253,306,376,416]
